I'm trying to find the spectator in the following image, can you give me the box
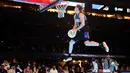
[110,60,119,72]
[45,66,50,73]
[101,58,105,70]
[84,61,91,73]
[64,66,69,73]
[92,58,98,73]
[32,63,37,73]
[80,66,84,73]
[75,65,80,73]
[58,65,64,73]
[37,66,45,73]
[16,65,23,73]
[50,65,58,73]
[69,65,75,73]
[2,60,10,70]
[0,65,7,73]
[102,57,110,72]
[11,58,19,68]
[32,66,37,73]
[121,64,126,71]
[8,66,16,73]
[24,65,33,73]
[126,66,130,71]
[81,62,85,73]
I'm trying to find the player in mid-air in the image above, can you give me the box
[63,5,109,62]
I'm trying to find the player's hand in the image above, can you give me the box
[72,29,77,33]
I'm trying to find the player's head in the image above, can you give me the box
[74,5,84,14]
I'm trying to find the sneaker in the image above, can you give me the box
[63,57,72,62]
[102,42,109,52]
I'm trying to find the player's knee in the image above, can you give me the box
[84,42,87,46]
[69,40,75,45]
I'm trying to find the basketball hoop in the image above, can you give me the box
[55,1,69,18]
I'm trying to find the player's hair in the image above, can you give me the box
[76,4,85,14]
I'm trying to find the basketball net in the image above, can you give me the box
[55,1,69,18]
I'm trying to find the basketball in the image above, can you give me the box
[67,29,76,38]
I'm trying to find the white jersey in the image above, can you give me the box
[50,69,58,73]
[64,70,69,73]
[92,61,98,72]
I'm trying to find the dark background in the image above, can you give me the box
[0,0,130,60]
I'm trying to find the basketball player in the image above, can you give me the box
[63,5,109,62]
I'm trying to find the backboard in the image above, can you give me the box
[47,0,85,17]
[11,0,62,12]
[58,1,85,8]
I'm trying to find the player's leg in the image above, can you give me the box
[84,40,100,46]
[84,32,100,46]
[84,41,109,52]
[102,41,109,52]
[69,40,76,54]
[63,39,76,62]
[84,32,109,52]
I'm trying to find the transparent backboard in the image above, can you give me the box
[59,1,85,7]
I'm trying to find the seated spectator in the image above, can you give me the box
[16,65,23,73]
[64,66,69,73]
[24,65,33,73]
[126,66,130,71]
[69,65,75,73]
[50,65,58,73]
[2,60,10,70]
[0,65,7,73]
[92,58,98,73]
[58,65,64,73]
[8,66,15,73]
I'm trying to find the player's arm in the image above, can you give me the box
[73,15,77,29]
[76,13,85,30]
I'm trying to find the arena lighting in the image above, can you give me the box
[67,10,75,15]
[96,14,103,17]
[72,60,76,63]
[124,16,130,20]
[48,8,58,12]
[103,6,109,11]
[92,4,110,11]
[47,8,130,20]
[92,4,104,10]
[103,14,106,17]
[78,60,81,62]
[3,5,21,9]
[107,14,115,18]
[115,7,123,11]
[85,60,87,62]
[91,13,96,16]
[92,4,127,12]
[127,8,130,13]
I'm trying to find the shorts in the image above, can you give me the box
[72,31,90,42]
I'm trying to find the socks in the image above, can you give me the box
[68,53,71,57]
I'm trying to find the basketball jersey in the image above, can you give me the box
[74,13,89,32]
[26,69,30,73]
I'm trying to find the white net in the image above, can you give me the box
[55,1,69,18]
